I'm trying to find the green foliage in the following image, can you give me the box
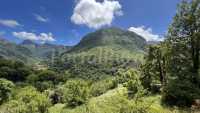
[33,70,59,84]
[0,39,32,63]
[90,77,117,97]
[162,79,200,107]
[61,79,89,107]
[1,86,51,113]
[141,44,169,92]
[0,38,71,64]
[27,70,68,91]
[48,88,65,104]
[0,79,14,104]
[117,69,146,99]
[69,27,146,52]
[59,87,183,113]
[162,0,200,107]
[61,46,144,80]
[59,27,146,80]
[0,100,28,113]
[0,58,32,82]
[168,0,200,81]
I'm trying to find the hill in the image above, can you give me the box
[0,38,34,63]
[0,38,71,64]
[20,40,70,60]
[60,27,147,80]
[69,27,146,52]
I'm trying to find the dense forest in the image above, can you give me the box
[0,0,200,113]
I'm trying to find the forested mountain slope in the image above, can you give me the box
[59,27,147,80]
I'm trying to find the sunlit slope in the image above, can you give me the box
[61,27,147,80]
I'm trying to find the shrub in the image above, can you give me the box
[27,70,67,91]
[90,77,117,97]
[49,88,65,104]
[0,79,14,104]
[62,79,89,107]
[0,100,27,113]
[162,79,200,107]
[13,86,51,113]
[117,69,146,98]
[0,60,31,82]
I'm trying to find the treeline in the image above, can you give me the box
[0,55,150,113]
[141,0,200,107]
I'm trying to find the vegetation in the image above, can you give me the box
[141,0,200,108]
[0,0,200,112]
[59,28,146,80]
[0,79,14,104]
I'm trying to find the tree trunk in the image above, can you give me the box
[158,59,164,86]
[191,35,199,83]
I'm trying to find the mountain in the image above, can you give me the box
[21,39,37,45]
[0,38,71,64]
[0,27,147,77]
[69,27,146,52]
[20,40,71,60]
[60,27,147,80]
[0,38,34,62]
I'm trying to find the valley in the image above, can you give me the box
[0,0,200,113]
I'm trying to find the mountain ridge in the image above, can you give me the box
[59,27,147,80]
[69,27,147,53]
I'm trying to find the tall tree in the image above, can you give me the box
[168,0,200,82]
[141,43,168,89]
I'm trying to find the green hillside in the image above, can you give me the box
[59,27,147,80]
[0,38,71,64]
[69,27,146,52]
[0,38,35,63]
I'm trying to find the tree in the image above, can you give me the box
[141,43,169,90]
[0,59,31,82]
[124,69,146,99]
[168,0,200,83]
[0,87,51,113]
[117,69,146,99]
[62,79,89,107]
[27,70,68,91]
[0,79,14,104]
[161,0,200,106]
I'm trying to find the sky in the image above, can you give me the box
[0,0,181,46]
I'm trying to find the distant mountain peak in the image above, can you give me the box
[0,37,8,43]
[21,40,37,45]
[70,27,147,52]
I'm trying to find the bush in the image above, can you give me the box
[117,69,146,98]
[90,77,117,97]
[48,88,65,104]
[0,60,31,82]
[0,79,14,104]
[27,70,68,91]
[35,70,58,84]
[62,79,89,107]
[13,86,51,113]
[0,100,27,113]
[119,101,151,113]
[162,79,200,107]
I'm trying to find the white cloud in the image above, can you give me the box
[0,19,22,28]
[13,32,55,42]
[71,0,122,29]
[34,14,49,22]
[128,26,164,42]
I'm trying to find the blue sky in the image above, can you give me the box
[0,0,181,45]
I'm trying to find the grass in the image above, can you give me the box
[48,85,194,113]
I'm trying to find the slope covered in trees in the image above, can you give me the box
[141,0,200,107]
[0,0,200,112]
[58,27,146,80]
